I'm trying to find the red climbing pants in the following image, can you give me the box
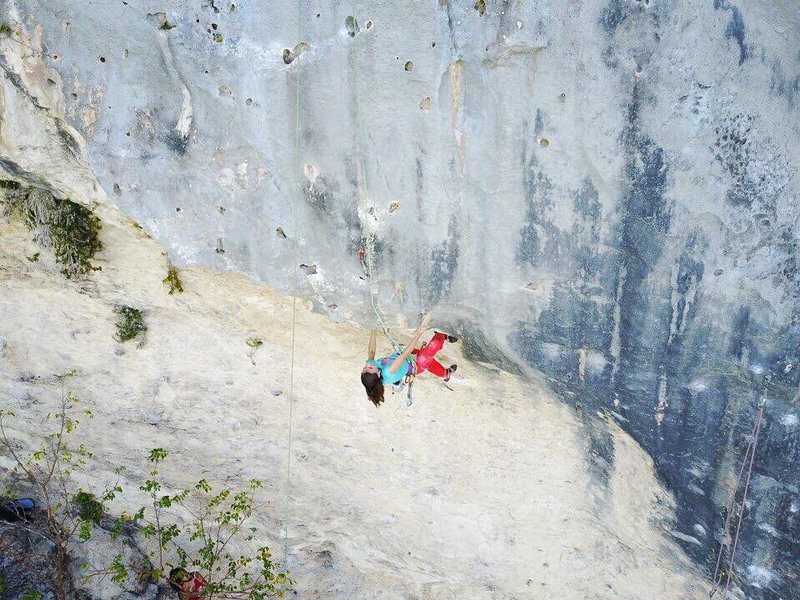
[412,332,448,378]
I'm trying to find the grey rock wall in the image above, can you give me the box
[3,0,799,597]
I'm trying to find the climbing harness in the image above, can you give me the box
[709,398,766,598]
[390,359,417,406]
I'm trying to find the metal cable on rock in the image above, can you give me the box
[724,401,764,596]
[709,400,766,598]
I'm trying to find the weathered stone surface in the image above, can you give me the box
[1,0,798,598]
[0,516,58,600]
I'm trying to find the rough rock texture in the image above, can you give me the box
[0,518,59,600]
[1,0,798,598]
[1,213,714,599]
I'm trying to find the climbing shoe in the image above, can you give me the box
[443,364,457,382]
[447,335,459,343]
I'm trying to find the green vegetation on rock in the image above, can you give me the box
[162,264,184,294]
[1,181,102,277]
[114,306,146,343]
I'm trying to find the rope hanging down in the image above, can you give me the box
[349,2,403,354]
[709,399,766,598]
[282,0,303,578]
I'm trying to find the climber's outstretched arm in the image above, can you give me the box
[388,313,431,374]
[368,329,377,361]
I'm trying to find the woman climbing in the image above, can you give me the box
[361,314,458,407]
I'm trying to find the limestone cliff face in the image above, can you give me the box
[2,0,798,597]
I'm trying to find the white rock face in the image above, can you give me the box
[0,216,711,598]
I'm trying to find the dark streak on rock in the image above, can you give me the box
[534,108,544,138]
[599,0,629,35]
[768,58,800,108]
[0,60,48,111]
[456,320,524,376]
[428,215,459,304]
[165,130,190,156]
[55,122,82,158]
[0,158,50,190]
[714,0,749,65]
[415,155,424,217]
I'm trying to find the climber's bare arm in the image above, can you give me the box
[368,329,377,361]
[388,314,431,374]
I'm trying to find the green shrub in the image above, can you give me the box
[2,183,102,277]
[114,306,146,343]
[1,378,295,598]
[133,449,293,597]
[246,336,263,349]
[0,375,121,598]
[162,265,184,294]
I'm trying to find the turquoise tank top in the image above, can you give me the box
[366,353,413,385]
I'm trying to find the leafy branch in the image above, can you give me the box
[133,449,292,598]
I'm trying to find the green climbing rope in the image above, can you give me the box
[349,3,402,353]
[282,0,302,580]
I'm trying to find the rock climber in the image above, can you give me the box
[361,314,458,407]
[168,567,208,600]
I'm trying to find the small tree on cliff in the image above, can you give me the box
[131,448,292,598]
[0,373,124,599]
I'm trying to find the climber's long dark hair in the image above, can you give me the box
[361,372,384,407]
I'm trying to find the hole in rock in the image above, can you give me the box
[300,263,317,275]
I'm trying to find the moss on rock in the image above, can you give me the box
[1,181,102,277]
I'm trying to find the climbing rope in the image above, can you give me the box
[709,399,766,598]
[349,1,403,354]
[282,0,302,579]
